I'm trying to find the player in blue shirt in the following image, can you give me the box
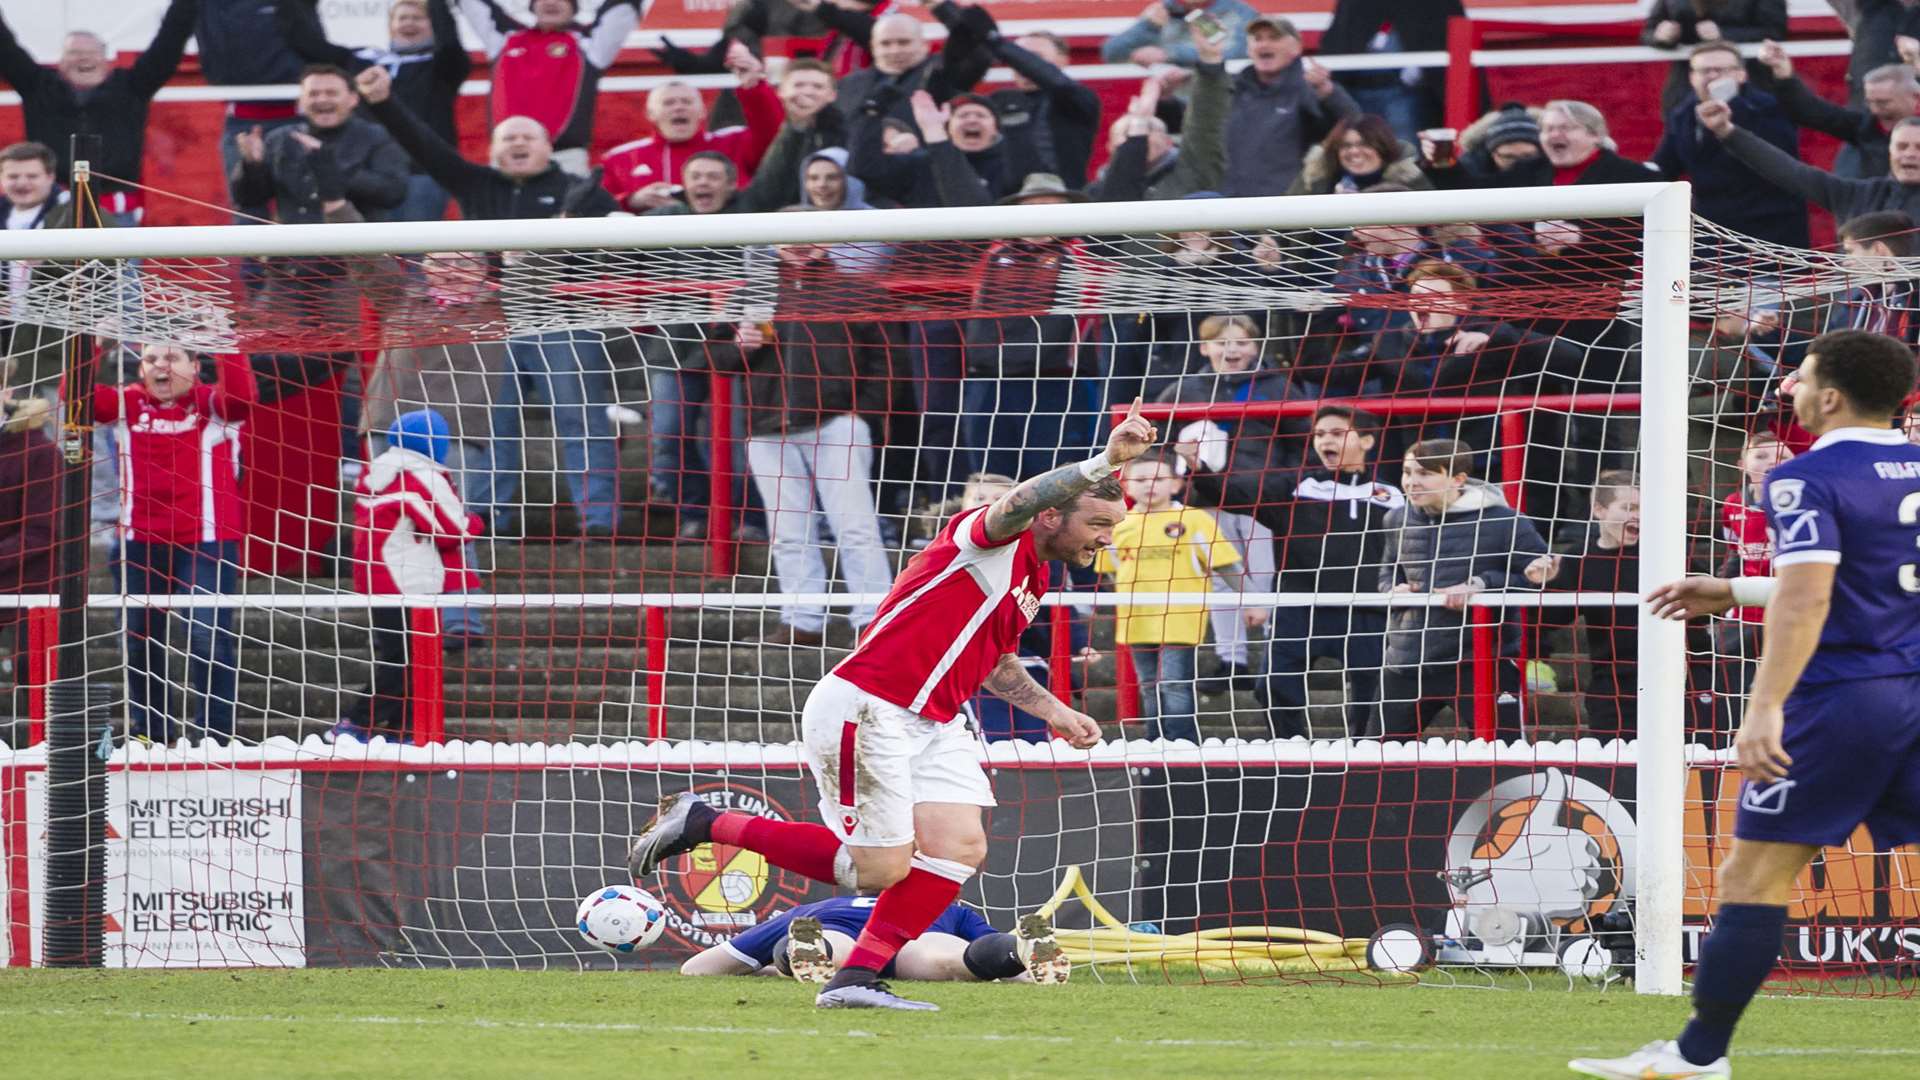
[1576,330,1920,1080]
[679,895,1070,986]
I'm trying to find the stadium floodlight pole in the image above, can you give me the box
[41,134,109,968]
[1634,181,1693,998]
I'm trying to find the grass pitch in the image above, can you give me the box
[5,968,1913,1079]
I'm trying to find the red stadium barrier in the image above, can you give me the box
[408,607,446,747]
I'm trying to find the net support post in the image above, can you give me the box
[644,605,669,740]
[408,606,445,746]
[1115,644,1139,724]
[26,605,55,744]
[1444,16,1479,131]
[1635,182,1693,997]
[1048,607,1073,703]
[707,375,738,578]
[1470,620,1497,741]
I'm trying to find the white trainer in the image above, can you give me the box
[815,980,939,1011]
[1016,913,1071,985]
[1569,1040,1731,1079]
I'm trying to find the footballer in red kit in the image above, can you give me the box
[630,400,1160,1010]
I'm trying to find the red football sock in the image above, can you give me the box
[841,855,971,973]
[709,812,844,885]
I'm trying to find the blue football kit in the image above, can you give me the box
[1738,426,1920,848]
[722,896,996,972]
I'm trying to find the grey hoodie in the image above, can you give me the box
[799,147,894,273]
[1378,480,1550,668]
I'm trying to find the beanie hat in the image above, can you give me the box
[389,408,451,466]
[1481,106,1542,154]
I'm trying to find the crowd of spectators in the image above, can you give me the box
[2,0,1919,746]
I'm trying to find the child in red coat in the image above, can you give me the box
[330,408,481,742]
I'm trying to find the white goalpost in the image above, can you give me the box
[1,183,1703,989]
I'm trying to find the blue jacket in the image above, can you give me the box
[1653,87,1807,248]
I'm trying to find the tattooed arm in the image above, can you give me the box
[983,654,1101,747]
[981,396,1161,543]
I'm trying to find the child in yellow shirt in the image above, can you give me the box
[1097,453,1242,742]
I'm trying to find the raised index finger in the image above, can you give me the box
[1124,396,1144,424]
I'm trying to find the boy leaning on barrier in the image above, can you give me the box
[1377,438,1552,741]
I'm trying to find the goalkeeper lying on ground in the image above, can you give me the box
[680,896,1069,985]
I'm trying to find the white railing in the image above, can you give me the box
[0,36,1857,107]
[0,182,1676,259]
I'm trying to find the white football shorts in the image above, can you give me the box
[799,673,996,848]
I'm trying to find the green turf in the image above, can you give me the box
[4,968,1912,1079]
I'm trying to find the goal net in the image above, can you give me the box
[0,185,1913,994]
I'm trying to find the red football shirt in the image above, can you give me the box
[1721,486,1772,624]
[831,507,1049,723]
[93,357,254,545]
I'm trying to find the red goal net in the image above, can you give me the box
[0,196,1913,994]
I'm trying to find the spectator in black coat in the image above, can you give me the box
[1652,42,1808,249]
[1756,41,1917,180]
[836,7,991,146]
[1832,0,1920,105]
[1699,99,1920,222]
[1541,470,1641,739]
[199,0,310,221]
[1190,406,1402,739]
[278,0,471,220]
[0,0,197,223]
[1317,0,1465,142]
[354,65,589,222]
[2,142,88,400]
[1642,0,1787,113]
[232,65,412,225]
[856,89,1042,207]
[936,6,1101,186]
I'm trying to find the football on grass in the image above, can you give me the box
[576,885,668,954]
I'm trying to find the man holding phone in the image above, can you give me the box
[1101,0,1257,67]
[1651,40,1809,249]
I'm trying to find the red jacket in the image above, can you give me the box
[0,401,60,593]
[598,79,785,206]
[462,0,639,152]
[351,447,482,596]
[92,355,255,544]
